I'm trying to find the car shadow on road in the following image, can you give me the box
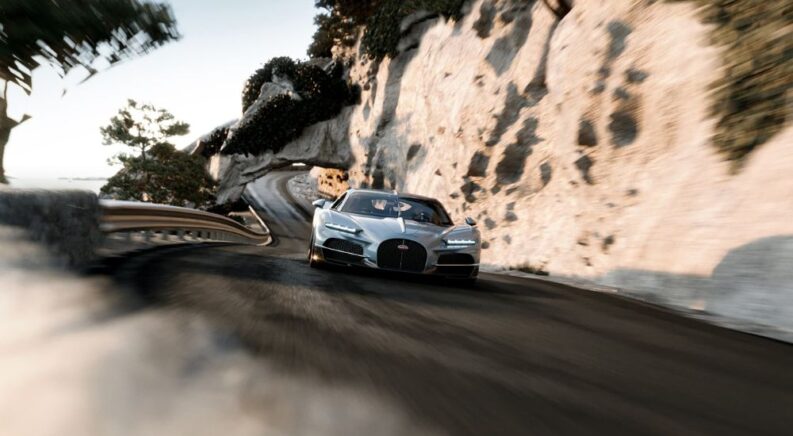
[110,243,567,314]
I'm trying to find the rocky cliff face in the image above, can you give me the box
[215,0,793,334]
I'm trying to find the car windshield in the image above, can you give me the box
[340,192,453,226]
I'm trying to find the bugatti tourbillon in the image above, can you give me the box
[308,189,481,282]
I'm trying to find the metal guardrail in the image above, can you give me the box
[99,200,271,246]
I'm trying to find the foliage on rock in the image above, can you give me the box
[668,0,793,167]
[224,58,357,156]
[101,143,216,208]
[241,57,298,113]
[226,95,306,156]
[308,12,359,58]
[309,0,466,61]
[363,0,467,59]
[199,126,230,158]
[315,0,381,25]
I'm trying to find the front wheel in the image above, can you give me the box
[308,234,322,268]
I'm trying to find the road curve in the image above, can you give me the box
[121,170,793,436]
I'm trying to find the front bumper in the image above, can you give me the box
[312,231,480,279]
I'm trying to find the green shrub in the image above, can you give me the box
[199,126,229,158]
[360,0,403,59]
[310,0,466,61]
[223,95,308,156]
[207,197,249,216]
[665,0,793,168]
[308,14,338,58]
[361,0,466,60]
[315,0,381,25]
[308,12,358,58]
[224,58,358,156]
[101,143,216,208]
[241,57,298,112]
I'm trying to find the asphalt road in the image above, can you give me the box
[119,170,793,435]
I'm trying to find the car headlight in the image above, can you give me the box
[325,222,361,234]
[444,239,477,246]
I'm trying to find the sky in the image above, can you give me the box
[5,0,317,181]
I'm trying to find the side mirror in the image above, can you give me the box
[312,199,328,209]
[465,217,477,226]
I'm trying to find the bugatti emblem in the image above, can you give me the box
[397,244,409,251]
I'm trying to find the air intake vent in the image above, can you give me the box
[324,238,363,255]
[437,253,475,265]
[322,238,364,264]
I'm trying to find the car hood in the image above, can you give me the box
[327,211,462,241]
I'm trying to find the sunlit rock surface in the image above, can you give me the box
[210,60,353,204]
[217,0,793,335]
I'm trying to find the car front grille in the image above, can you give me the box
[377,239,427,272]
[322,238,364,264]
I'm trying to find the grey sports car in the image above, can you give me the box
[308,189,481,282]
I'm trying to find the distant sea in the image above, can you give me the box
[7,177,107,194]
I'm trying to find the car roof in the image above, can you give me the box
[345,188,437,202]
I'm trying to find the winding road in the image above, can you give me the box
[117,170,793,435]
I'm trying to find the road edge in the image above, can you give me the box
[482,266,793,344]
[261,172,793,345]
